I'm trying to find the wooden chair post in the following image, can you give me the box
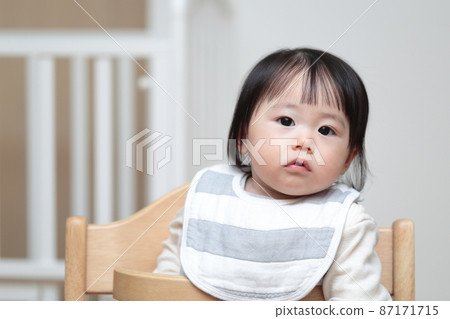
[64,216,87,301]
[393,219,415,300]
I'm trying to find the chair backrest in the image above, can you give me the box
[65,183,415,301]
[64,183,190,300]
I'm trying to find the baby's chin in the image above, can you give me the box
[273,185,331,199]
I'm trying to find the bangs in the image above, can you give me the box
[260,57,344,112]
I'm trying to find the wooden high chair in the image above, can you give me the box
[64,183,415,301]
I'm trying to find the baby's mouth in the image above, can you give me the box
[286,159,311,171]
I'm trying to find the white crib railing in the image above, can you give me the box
[0,0,234,300]
[0,0,188,300]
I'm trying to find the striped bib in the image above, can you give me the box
[180,164,360,300]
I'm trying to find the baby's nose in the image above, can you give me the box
[291,139,314,154]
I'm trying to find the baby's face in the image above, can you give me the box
[240,85,356,199]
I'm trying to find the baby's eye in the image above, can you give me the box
[318,126,335,136]
[277,117,295,127]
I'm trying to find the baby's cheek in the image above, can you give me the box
[266,147,284,165]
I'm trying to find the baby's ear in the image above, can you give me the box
[237,136,248,155]
[341,148,358,174]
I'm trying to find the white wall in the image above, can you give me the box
[204,0,449,300]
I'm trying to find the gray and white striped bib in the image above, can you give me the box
[180,164,360,300]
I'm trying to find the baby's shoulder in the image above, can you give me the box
[345,202,377,229]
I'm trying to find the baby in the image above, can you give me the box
[154,48,391,301]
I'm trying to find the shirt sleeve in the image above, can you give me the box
[152,208,184,275]
[322,203,392,301]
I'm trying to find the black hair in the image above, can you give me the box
[227,48,369,191]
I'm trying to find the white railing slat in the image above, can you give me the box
[94,57,114,224]
[26,56,57,262]
[70,57,89,219]
[0,32,169,57]
[0,259,64,281]
[26,56,40,260]
[117,57,136,219]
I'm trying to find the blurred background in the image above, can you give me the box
[0,0,449,300]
